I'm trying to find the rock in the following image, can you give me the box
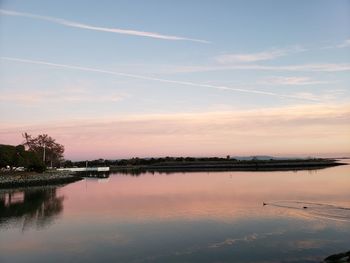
[322,251,350,263]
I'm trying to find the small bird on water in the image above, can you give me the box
[303,206,308,209]
[263,202,267,206]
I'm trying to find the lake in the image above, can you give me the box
[1,161,349,263]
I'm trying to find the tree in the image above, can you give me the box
[22,133,64,168]
[0,144,45,172]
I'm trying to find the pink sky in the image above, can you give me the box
[1,103,349,160]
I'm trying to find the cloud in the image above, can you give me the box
[0,88,127,104]
[216,50,286,63]
[1,103,349,159]
[137,63,350,74]
[1,57,321,102]
[290,92,332,102]
[336,39,350,48]
[262,63,350,72]
[215,46,305,64]
[0,9,209,43]
[320,39,350,49]
[260,76,330,86]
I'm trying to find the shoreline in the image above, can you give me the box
[0,171,82,189]
[0,159,346,188]
[110,159,347,173]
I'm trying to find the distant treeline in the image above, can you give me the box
[63,156,235,167]
[0,144,45,172]
[61,156,327,168]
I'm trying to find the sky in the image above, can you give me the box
[0,0,349,160]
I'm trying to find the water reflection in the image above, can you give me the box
[0,162,349,263]
[0,187,64,231]
[264,200,350,222]
[65,166,350,222]
[76,171,110,178]
[112,166,330,176]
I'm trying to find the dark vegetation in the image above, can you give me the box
[22,133,64,168]
[0,144,45,172]
[1,133,65,173]
[61,156,345,173]
[63,156,234,167]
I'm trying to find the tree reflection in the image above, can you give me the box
[0,187,64,231]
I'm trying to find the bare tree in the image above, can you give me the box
[22,133,64,167]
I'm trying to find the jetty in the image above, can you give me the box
[57,167,110,172]
[110,159,346,173]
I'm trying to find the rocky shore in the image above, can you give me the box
[0,171,82,189]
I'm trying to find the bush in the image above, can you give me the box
[0,144,46,173]
[26,151,46,173]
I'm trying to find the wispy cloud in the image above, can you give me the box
[132,57,350,74]
[245,63,350,72]
[216,50,286,63]
[155,63,350,74]
[290,92,337,102]
[260,76,330,86]
[322,39,350,49]
[215,46,305,64]
[0,87,127,104]
[0,9,209,43]
[1,57,321,102]
[336,39,350,48]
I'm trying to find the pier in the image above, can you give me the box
[57,167,110,172]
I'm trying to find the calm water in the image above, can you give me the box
[1,162,350,263]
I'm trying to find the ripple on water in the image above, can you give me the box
[265,200,350,222]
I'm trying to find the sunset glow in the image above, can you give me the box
[1,1,349,160]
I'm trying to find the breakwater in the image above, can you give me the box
[0,171,82,189]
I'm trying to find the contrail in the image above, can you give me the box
[0,9,210,43]
[0,56,320,101]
